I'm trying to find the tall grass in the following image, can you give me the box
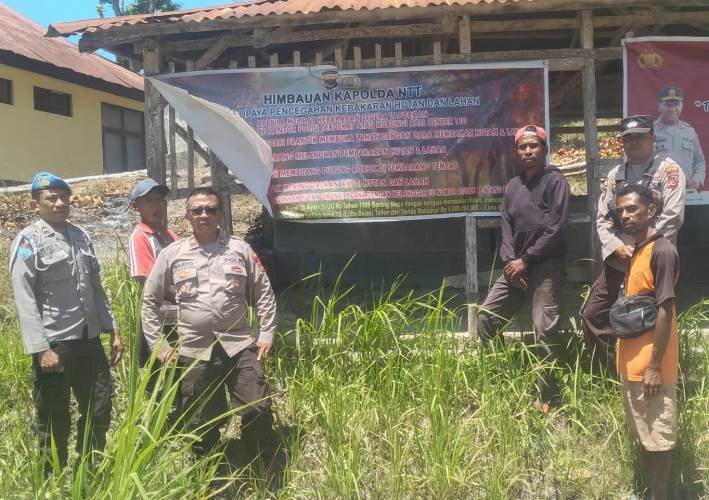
[0,256,705,498]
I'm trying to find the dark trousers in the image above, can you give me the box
[580,263,625,372]
[179,342,274,456]
[32,335,113,472]
[476,258,564,402]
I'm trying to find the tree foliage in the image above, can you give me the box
[97,0,181,17]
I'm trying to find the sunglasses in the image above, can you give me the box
[188,206,220,216]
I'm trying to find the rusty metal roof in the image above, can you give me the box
[48,0,530,37]
[0,3,143,94]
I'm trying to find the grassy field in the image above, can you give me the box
[0,256,706,499]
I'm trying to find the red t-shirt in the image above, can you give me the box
[128,222,178,279]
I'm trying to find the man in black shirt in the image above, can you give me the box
[476,125,571,410]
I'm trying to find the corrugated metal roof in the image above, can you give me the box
[49,0,529,37]
[0,3,143,93]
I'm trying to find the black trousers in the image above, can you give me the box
[178,342,274,456]
[580,263,625,372]
[32,335,113,472]
[476,258,564,402]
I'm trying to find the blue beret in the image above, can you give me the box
[31,172,72,195]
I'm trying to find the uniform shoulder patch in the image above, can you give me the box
[17,237,34,261]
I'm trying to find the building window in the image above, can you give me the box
[101,103,145,173]
[34,87,72,116]
[0,78,12,105]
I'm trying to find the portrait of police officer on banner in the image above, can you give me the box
[653,86,706,193]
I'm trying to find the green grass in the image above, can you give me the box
[0,256,706,498]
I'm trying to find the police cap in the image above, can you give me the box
[621,115,654,136]
[658,86,683,102]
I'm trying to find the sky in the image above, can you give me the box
[3,0,227,29]
[3,0,234,60]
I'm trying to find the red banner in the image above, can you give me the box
[624,37,709,204]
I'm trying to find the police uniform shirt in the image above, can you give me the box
[141,235,277,361]
[9,218,116,354]
[653,119,706,185]
[596,155,686,271]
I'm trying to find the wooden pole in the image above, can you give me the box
[143,38,166,185]
[465,215,479,337]
[187,126,195,190]
[581,10,601,271]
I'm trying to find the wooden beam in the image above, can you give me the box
[174,122,209,164]
[459,15,471,54]
[375,43,382,68]
[76,2,709,52]
[293,50,301,66]
[142,38,166,185]
[581,9,601,270]
[185,59,194,71]
[335,47,344,68]
[341,47,620,70]
[195,32,233,70]
[270,52,279,67]
[394,42,402,66]
[248,55,256,68]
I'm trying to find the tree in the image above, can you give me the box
[97,0,181,17]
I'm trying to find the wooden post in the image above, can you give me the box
[375,43,382,68]
[185,59,194,71]
[353,46,362,69]
[228,60,239,69]
[315,52,323,65]
[293,50,301,66]
[394,42,403,66]
[433,40,442,64]
[248,55,256,68]
[168,105,177,197]
[581,10,601,271]
[459,15,471,54]
[143,38,166,185]
[270,53,279,67]
[465,215,479,337]
[335,47,344,68]
[187,126,195,190]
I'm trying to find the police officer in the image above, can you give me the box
[654,86,706,191]
[581,116,686,369]
[9,172,122,473]
[141,187,277,457]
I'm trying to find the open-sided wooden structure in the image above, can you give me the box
[48,0,709,302]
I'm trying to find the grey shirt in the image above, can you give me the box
[654,119,706,185]
[141,234,277,361]
[9,218,116,354]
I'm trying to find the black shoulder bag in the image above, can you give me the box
[609,284,658,339]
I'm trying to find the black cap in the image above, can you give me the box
[658,86,683,102]
[621,115,654,136]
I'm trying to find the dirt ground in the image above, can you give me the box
[0,171,262,263]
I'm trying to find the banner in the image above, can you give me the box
[624,37,709,205]
[154,62,548,221]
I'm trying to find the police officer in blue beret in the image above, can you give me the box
[654,86,706,191]
[8,171,122,474]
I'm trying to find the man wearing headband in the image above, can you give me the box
[9,172,121,474]
[581,115,685,372]
[476,125,570,412]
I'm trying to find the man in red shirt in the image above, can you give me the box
[127,178,179,367]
